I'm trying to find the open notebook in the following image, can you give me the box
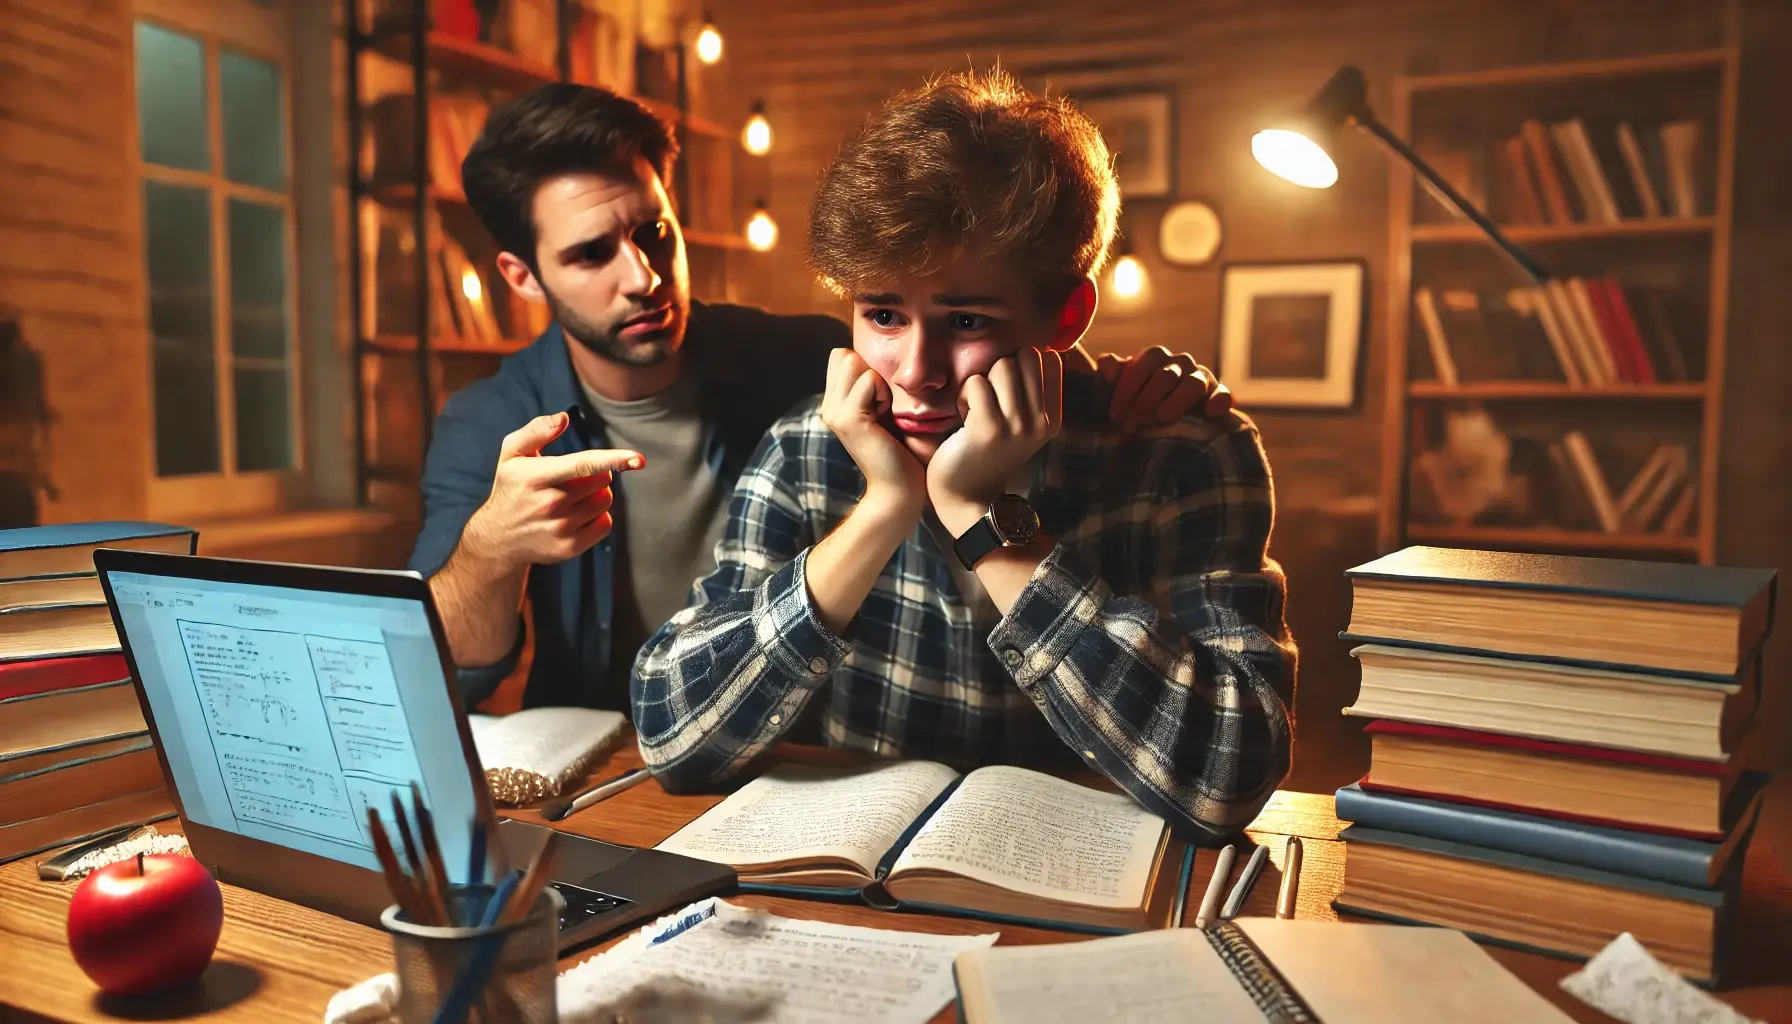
[653,761,1191,934]
[953,918,1577,1023]
[466,707,627,805]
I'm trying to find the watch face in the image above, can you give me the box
[989,494,1040,545]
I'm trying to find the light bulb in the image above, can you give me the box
[1110,255,1145,299]
[695,20,723,65]
[746,204,778,251]
[742,106,772,156]
[1251,129,1339,189]
[460,267,483,303]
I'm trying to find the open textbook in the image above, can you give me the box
[466,707,626,805]
[653,761,1191,933]
[953,918,1577,1024]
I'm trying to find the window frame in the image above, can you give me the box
[132,0,306,521]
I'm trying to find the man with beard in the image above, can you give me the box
[411,83,1231,713]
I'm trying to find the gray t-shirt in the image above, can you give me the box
[581,373,731,680]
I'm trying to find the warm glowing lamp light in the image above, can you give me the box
[1110,255,1144,299]
[742,100,772,156]
[460,267,483,302]
[1254,65,1548,283]
[694,15,723,64]
[746,201,777,251]
[1250,129,1337,189]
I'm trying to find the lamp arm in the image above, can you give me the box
[1353,113,1550,284]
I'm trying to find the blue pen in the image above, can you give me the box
[648,902,716,947]
[466,820,487,920]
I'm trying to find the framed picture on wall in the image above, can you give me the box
[1217,260,1367,409]
[1078,93,1172,198]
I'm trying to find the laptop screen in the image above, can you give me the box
[103,570,480,882]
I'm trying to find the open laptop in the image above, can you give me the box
[92,548,734,950]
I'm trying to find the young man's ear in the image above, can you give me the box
[1045,277,1099,352]
[495,252,547,304]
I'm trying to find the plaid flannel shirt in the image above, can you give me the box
[631,372,1295,839]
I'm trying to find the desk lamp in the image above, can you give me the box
[1252,65,1550,284]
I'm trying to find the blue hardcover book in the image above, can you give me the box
[0,522,196,582]
[1342,545,1776,681]
[654,761,1194,936]
[1334,775,1767,888]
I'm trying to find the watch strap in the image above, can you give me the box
[953,516,1004,571]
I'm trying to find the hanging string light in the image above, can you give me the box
[694,14,723,65]
[742,100,772,156]
[745,200,778,251]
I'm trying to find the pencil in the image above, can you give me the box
[1221,844,1269,920]
[366,807,431,924]
[498,831,562,925]
[1193,843,1236,930]
[391,791,449,924]
[411,783,453,922]
[1276,837,1303,919]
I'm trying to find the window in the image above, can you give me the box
[134,1,300,517]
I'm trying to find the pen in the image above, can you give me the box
[1276,837,1303,919]
[1193,843,1236,930]
[541,767,652,821]
[1221,844,1269,920]
[1170,843,1196,928]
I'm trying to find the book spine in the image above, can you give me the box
[874,775,963,880]
[1334,786,1718,888]
[1205,922,1320,1023]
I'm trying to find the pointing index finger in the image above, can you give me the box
[533,448,645,485]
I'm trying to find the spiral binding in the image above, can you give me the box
[1204,921,1320,1024]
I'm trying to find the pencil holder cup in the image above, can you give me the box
[382,884,562,1024]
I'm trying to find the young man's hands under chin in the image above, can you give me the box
[927,347,1063,538]
[818,348,927,531]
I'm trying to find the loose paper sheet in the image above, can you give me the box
[558,898,998,1024]
[1560,933,1763,1024]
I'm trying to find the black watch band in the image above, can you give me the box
[953,494,1041,571]
[953,518,1005,572]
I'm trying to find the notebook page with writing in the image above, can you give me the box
[955,929,1267,1023]
[654,761,959,877]
[1233,918,1576,1023]
[467,707,626,804]
[889,765,1161,908]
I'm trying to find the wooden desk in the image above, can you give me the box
[3,745,1789,1023]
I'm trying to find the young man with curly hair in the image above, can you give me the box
[633,70,1295,839]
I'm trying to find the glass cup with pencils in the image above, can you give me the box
[368,785,562,1024]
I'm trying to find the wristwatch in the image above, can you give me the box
[952,494,1041,571]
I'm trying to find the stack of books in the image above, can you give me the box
[0,522,195,864]
[1332,545,1776,986]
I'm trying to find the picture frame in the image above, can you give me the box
[1217,260,1367,409]
[1078,92,1173,198]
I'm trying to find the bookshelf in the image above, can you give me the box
[1378,44,1738,565]
[346,1,756,506]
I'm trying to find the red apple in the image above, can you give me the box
[65,853,224,996]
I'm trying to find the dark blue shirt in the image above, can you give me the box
[407,301,846,709]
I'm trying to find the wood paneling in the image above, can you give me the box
[0,0,151,525]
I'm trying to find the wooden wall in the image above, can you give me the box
[0,0,154,524]
[704,0,1792,790]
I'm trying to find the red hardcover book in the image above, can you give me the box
[1599,278,1658,384]
[1581,277,1637,383]
[0,652,129,702]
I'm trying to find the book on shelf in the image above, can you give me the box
[952,917,1573,1024]
[1359,720,1751,839]
[1335,776,1766,889]
[1335,821,1748,986]
[1342,545,1775,680]
[1419,277,1685,388]
[1487,117,1701,225]
[653,761,1191,934]
[1343,644,1756,762]
[466,707,627,805]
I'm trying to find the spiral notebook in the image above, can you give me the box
[953,918,1575,1023]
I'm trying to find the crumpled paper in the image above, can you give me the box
[1560,933,1763,1024]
